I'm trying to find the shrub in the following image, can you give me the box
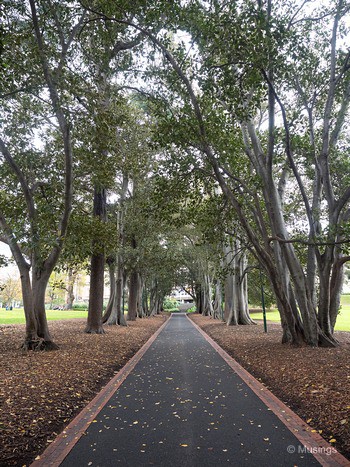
[73,304,88,311]
[163,298,180,311]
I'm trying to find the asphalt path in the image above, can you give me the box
[59,314,321,466]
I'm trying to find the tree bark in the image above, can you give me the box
[195,283,203,314]
[103,257,117,325]
[116,267,127,326]
[86,253,105,333]
[127,270,138,321]
[137,274,145,318]
[149,280,159,316]
[329,255,345,333]
[224,242,255,326]
[212,281,223,320]
[86,186,106,334]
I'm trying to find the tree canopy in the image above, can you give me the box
[1,0,349,348]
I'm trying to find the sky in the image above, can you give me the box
[0,243,18,280]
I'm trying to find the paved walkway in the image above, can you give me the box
[33,314,349,467]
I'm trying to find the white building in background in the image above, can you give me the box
[170,288,193,303]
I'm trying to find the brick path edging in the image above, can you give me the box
[30,317,170,467]
[188,315,349,467]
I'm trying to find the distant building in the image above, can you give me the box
[170,288,193,304]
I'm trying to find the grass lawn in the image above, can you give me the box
[0,308,87,324]
[253,294,350,331]
[2,297,350,331]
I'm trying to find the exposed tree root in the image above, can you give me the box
[281,329,338,348]
[318,332,339,348]
[118,314,128,326]
[107,317,117,325]
[226,317,257,326]
[85,327,106,334]
[21,338,59,351]
[239,317,257,325]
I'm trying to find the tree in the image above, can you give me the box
[70,12,144,332]
[85,187,107,333]
[98,0,350,346]
[0,1,84,349]
[223,240,255,326]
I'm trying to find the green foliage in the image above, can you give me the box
[162,298,179,311]
[247,269,276,309]
[1,0,350,340]
[72,304,88,311]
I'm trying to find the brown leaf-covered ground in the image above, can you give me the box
[1,313,349,465]
[190,314,350,460]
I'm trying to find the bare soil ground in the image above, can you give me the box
[1,313,349,465]
[0,315,167,466]
[190,314,350,460]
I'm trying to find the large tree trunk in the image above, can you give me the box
[137,274,145,318]
[86,253,105,334]
[116,267,127,326]
[247,138,336,346]
[224,242,255,326]
[212,281,223,320]
[143,288,150,316]
[317,262,333,337]
[103,257,117,325]
[34,274,59,349]
[329,255,345,333]
[149,280,164,316]
[19,266,59,351]
[86,186,106,334]
[20,268,40,350]
[195,283,204,314]
[202,274,214,317]
[127,270,138,321]
[149,280,158,316]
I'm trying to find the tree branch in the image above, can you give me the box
[261,69,315,230]
[319,2,343,209]
[0,211,30,271]
[30,0,73,270]
[268,235,350,247]
[0,138,36,223]
[329,80,350,148]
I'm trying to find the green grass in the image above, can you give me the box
[0,308,88,324]
[340,294,350,306]
[2,296,350,330]
[251,294,350,331]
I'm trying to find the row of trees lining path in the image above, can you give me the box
[1,0,349,349]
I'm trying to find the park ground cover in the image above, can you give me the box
[0,314,349,465]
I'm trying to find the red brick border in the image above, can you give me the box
[188,315,350,467]
[30,317,170,467]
